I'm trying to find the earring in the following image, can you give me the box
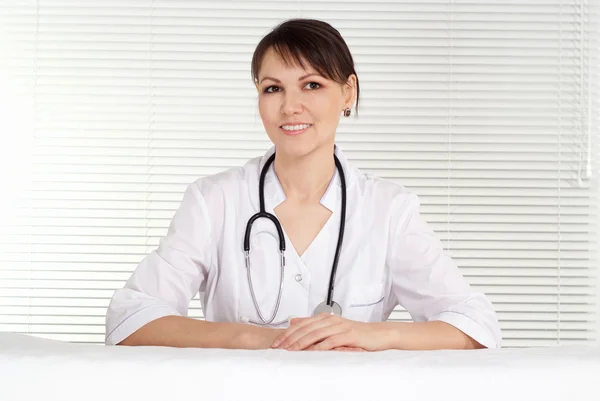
[343,108,351,117]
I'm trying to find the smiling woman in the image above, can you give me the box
[251,19,359,161]
[105,18,502,352]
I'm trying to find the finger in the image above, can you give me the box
[289,312,329,326]
[270,322,306,348]
[333,346,365,352]
[310,333,352,351]
[271,315,324,348]
[287,322,347,351]
[344,347,365,352]
[289,316,307,325]
[305,345,360,352]
[279,319,331,349]
[332,346,356,352]
[271,313,330,348]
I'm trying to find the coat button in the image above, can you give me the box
[295,274,303,282]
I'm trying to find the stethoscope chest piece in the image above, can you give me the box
[313,301,342,317]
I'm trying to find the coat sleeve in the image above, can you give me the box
[388,192,502,349]
[104,181,213,345]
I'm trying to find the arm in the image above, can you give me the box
[118,315,281,350]
[269,192,500,353]
[388,193,502,350]
[105,181,276,348]
[377,320,484,350]
[270,315,483,352]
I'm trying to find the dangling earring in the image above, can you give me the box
[343,108,351,117]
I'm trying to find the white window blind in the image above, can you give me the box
[0,0,598,347]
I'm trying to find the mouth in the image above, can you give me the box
[280,123,312,136]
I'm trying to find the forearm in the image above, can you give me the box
[379,320,484,350]
[117,315,274,349]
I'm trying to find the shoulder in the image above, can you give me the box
[345,162,424,241]
[350,165,419,212]
[185,155,261,203]
[170,156,261,242]
[347,168,429,254]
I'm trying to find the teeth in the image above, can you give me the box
[281,124,311,131]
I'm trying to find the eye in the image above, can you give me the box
[264,85,280,93]
[305,82,321,90]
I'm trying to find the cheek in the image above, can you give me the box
[259,95,282,121]
[257,96,273,122]
[311,93,341,123]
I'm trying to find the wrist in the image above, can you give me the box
[226,323,249,349]
[232,324,258,349]
[233,324,281,350]
[374,322,403,350]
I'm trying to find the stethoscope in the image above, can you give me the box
[243,152,347,326]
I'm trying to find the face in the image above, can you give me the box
[255,47,356,158]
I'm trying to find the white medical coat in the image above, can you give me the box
[105,145,502,348]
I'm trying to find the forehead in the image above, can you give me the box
[258,47,318,78]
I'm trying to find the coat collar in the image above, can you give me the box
[256,144,353,213]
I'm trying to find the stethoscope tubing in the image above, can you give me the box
[243,151,346,325]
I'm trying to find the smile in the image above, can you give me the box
[280,123,312,136]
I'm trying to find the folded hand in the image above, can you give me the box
[271,312,386,351]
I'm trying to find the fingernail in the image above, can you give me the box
[272,340,280,348]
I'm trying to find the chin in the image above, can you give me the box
[272,137,318,158]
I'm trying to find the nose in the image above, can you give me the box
[281,90,303,115]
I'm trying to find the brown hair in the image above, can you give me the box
[251,18,360,116]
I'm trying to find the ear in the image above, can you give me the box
[342,74,357,109]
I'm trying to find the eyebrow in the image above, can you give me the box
[259,73,322,84]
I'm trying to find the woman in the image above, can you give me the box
[105,18,502,351]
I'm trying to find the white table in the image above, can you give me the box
[1,332,599,401]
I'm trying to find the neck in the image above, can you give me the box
[273,144,336,203]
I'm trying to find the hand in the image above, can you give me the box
[238,324,364,351]
[271,313,388,352]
